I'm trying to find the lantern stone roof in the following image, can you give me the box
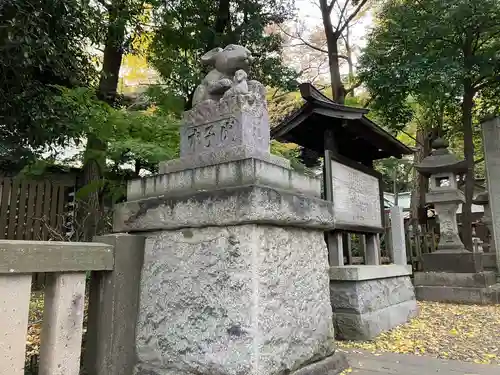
[415,138,468,177]
[270,83,413,163]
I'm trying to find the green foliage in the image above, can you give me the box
[0,0,99,166]
[359,0,500,132]
[148,0,300,107]
[375,157,413,194]
[51,86,180,174]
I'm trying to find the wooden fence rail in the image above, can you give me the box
[0,240,113,375]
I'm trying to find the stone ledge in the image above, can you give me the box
[414,271,497,288]
[415,284,500,305]
[158,146,290,174]
[330,265,412,281]
[291,351,349,375]
[114,184,335,233]
[129,157,319,201]
[334,300,418,341]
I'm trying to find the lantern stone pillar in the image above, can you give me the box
[413,138,500,304]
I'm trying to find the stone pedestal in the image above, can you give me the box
[115,161,347,374]
[329,265,417,341]
[114,88,348,374]
[415,248,500,304]
[414,271,500,304]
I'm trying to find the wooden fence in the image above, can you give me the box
[0,176,77,289]
[0,176,76,241]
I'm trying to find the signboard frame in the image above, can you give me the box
[329,153,385,234]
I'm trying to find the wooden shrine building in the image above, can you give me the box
[271,83,413,263]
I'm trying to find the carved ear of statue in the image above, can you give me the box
[201,47,223,66]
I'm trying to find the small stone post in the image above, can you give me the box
[390,206,408,265]
[473,189,494,252]
[481,117,500,273]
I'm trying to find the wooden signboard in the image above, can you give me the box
[329,157,384,233]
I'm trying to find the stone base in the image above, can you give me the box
[415,284,500,304]
[159,145,291,174]
[133,224,337,375]
[422,252,484,273]
[128,157,319,201]
[414,270,500,304]
[483,252,498,271]
[291,351,349,375]
[330,266,417,341]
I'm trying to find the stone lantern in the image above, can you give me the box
[473,188,495,253]
[415,138,483,272]
[413,138,498,304]
[416,138,467,252]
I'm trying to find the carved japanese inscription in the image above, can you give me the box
[181,117,238,156]
[331,160,383,229]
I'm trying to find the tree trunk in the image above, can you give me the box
[410,126,430,225]
[461,88,475,250]
[214,0,230,41]
[80,0,126,241]
[345,25,354,98]
[319,1,344,104]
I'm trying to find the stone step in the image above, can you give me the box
[415,284,500,304]
[414,271,497,288]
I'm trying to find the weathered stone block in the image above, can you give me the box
[179,94,269,157]
[114,185,335,233]
[133,225,336,375]
[422,252,484,273]
[330,276,415,315]
[330,275,417,341]
[334,300,418,341]
[129,158,320,201]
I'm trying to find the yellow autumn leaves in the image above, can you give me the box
[338,301,500,365]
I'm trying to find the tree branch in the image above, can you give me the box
[285,43,328,53]
[345,79,363,95]
[337,0,370,36]
[278,25,338,58]
[327,0,337,15]
[474,75,500,92]
[335,0,351,33]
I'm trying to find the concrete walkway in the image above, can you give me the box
[343,349,500,374]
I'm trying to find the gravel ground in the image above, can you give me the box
[338,301,500,365]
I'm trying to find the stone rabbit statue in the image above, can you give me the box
[223,69,249,98]
[192,44,254,107]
